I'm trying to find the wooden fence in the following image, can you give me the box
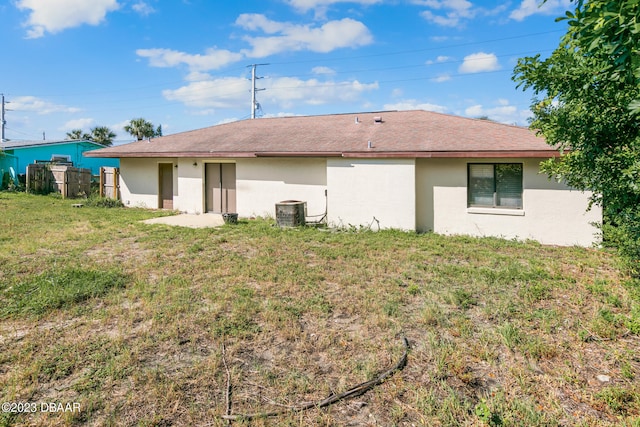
[99,167,120,200]
[26,164,91,198]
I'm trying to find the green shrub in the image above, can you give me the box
[85,196,124,208]
[602,210,640,277]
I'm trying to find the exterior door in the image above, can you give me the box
[205,163,236,213]
[159,163,174,209]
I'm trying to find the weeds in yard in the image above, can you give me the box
[596,386,639,415]
[498,322,523,351]
[83,196,124,208]
[475,398,502,426]
[0,193,638,426]
[449,288,477,309]
[0,268,128,319]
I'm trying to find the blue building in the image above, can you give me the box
[0,139,119,179]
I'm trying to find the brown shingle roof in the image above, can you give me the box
[86,110,555,159]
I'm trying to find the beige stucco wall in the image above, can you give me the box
[416,158,601,246]
[120,155,600,247]
[236,158,327,218]
[120,157,177,209]
[174,158,206,214]
[121,157,326,216]
[327,158,416,230]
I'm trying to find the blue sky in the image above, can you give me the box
[1,0,572,143]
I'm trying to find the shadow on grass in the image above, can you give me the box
[0,268,129,319]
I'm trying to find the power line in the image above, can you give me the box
[2,28,564,135]
[6,46,553,115]
[5,126,42,140]
[266,29,565,66]
[8,29,563,101]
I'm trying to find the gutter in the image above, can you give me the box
[85,150,562,159]
[255,152,343,157]
[341,150,562,158]
[84,151,259,158]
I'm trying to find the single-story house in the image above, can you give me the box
[0,139,120,176]
[86,110,601,246]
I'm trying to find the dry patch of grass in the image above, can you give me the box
[0,192,639,426]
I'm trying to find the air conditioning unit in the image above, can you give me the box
[275,200,306,227]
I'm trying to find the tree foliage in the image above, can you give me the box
[563,0,640,94]
[124,118,162,141]
[66,129,88,140]
[89,126,117,146]
[65,126,116,146]
[513,0,640,268]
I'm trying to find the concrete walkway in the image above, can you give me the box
[142,213,225,228]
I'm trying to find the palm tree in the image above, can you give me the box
[124,118,160,141]
[90,126,116,146]
[66,129,90,140]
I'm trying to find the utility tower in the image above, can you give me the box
[1,94,6,143]
[249,64,268,119]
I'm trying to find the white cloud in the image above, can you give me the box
[185,71,215,82]
[459,52,500,74]
[285,0,382,13]
[465,104,487,116]
[111,119,133,133]
[235,14,285,33]
[426,55,453,65]
[237,15,373,57]
[384,100,448,114]
[510,0,572,21]
[266,77,378,108]
[420,11,461,27]
[416,0,474,27]
[463,101,531,125]
[312,66,336,75]
[11,96,81,114]
[262,112,299,118]
[162,75,378,110]
[162,77,251,109]
[61,118,95,130]
[132,1,155,16]
[136,47,244,72]
[416,1,509,27]
[16,0,120,38]
[430,35,454,42]
[216,117,241,125]
[431,74,451,82]
[137,16,372,73]
[192,109,217,116]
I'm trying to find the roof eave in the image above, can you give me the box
[255,151,343,157]
[85,151,259,158]
[342,150,562,158]
[85,150,562,159]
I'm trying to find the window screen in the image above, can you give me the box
[468,164,495,206]
[496,164,523,208]
[468,163,523,209]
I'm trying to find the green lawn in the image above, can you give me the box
[0,192,638,426]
